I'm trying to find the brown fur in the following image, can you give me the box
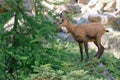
[58,12,106,62]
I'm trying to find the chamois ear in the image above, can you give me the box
[60,11,65,18]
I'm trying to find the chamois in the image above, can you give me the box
[57,12,108,62]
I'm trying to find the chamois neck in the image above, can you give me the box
[65,20,75,34]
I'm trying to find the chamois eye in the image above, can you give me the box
[62,19,65,22]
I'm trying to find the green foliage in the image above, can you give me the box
[23,40,120,80]
[0,0,57,79]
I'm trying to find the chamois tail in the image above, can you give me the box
[105,30,109,32]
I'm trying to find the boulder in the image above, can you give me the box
[67,4,81,13]
[88,14,115,25]
[111,18,120,31]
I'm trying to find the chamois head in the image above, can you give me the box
[58,11,68,27]
[57,11,69,33]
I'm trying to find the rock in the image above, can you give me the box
[92,2,104,12]
[88,14,115,25]
[23,0,35,11]
[80,0,103,14]
[80,0,117,14]
[78,0,89,5]
[80,6,91,14]
[77,8,100,24]
[102,0,116,12]
[87,0,99,8]
[67,4,81,13]
[111,18,120,31]
[57,32,74,42]
[88,14,101,23]
[76,17,89,24]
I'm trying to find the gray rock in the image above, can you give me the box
[88,14,115,25]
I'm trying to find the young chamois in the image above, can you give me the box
[58,12,108,62]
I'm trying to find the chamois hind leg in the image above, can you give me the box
[79,43,83,62]
[94,38,104,59]
[84,42,89,61]
[97,45,104,59]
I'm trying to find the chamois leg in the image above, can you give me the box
[97,45,104,59]
[79,43,83,62]
[93,41,99,57]
[94,39,104,59]
[84,42,89,61]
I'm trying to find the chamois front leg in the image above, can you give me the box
[84,41,89,61]
[93,41,99,57]
[78,42,83,62]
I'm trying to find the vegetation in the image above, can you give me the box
[0,0,120,80]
